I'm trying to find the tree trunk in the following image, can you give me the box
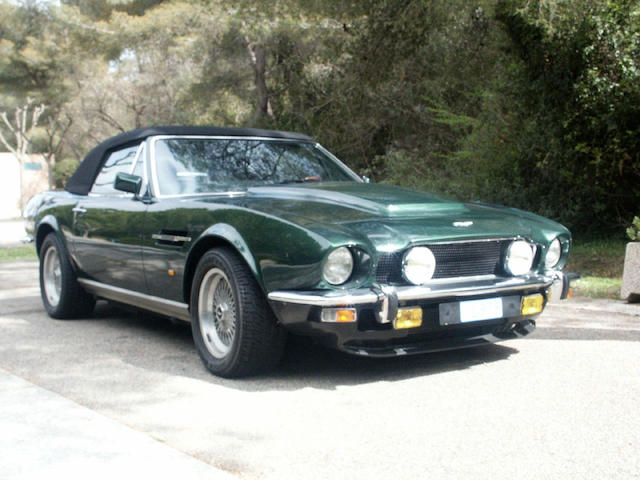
[44,154,54,190]
[246,41,275,124]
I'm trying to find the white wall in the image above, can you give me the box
[0,153,49,220]
[0,153,21,220]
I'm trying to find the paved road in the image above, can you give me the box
[1,260,639,479]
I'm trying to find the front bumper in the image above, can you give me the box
[268,272,574,356]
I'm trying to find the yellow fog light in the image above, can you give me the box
[321,308,357,323]
[393,307,423,329]
[521,294,544,315]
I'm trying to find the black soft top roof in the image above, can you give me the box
[65,125,314,195]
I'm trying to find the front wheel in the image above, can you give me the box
[39,233,95,319]
[190,248,286,377]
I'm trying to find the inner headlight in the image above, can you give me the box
[505,240,534,276]
[402,246,436,285]
[323,247,354,285]
[545,238,562,268]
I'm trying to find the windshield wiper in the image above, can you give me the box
[274,176,322,185]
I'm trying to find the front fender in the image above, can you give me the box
[199,223,259,277]
[182,223,262,303]
[35,214,62,254]
[34,214,81,275]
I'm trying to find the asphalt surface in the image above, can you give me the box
[1,259,639,479]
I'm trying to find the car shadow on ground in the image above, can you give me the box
[91,302,519,392]
[272,335,517,390]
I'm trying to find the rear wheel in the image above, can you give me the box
[39,233,95,319]
[190,247,286,377]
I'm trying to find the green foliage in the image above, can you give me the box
[0,245,37,262]
[565,236,626,298]
[52,157,79,189]
[627,216,640,241]
[572,276,623,299]
[565,236,627,278]
[467,0,640,231]
[302,0,499,179]
[0,0,637,236]
[0,2,62,100]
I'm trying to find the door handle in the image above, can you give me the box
[152,232,192,245]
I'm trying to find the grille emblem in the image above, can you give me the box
[453,221,473,227]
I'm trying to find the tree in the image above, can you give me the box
[1,0,636,233]
[466,0,640,230]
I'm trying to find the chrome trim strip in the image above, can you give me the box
[395,279,549,301]
[267,276,553,307]
[151,233,192,243]
[268,289,379,307]
[78,279,190,322]
[153,191,247,200]
[419,236,518,245]
[314,143,364,182]
[88,142,147,198]
[129,142,145,175]
[416,274,497,285]
[152,135,312,141]
[148,135,362,199]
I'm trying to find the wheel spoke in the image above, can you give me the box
[197,268,237,359]
[42,246,62,307]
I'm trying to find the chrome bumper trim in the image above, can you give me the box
[268,289,379,307]
[547,271,580,302]
[267,276,554,307]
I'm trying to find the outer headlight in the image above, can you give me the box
[323,247,354,285]
[402,246,436,285]
[505,240,534,276]
[545,238,562,268]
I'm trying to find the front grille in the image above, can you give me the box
[375,239,510,284]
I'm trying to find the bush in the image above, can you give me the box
[52,157,79,189]
[627,216,640,241]
[470,0,640,231]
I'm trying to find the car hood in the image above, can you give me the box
[239,183,569,250]
[248,182,465,218]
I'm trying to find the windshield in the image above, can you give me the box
[152,137,359,196]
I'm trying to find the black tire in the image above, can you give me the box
[190,247,286,377]
[39,233,95,319]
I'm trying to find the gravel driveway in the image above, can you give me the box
[1,260,638,479]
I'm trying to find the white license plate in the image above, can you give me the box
[459,297,503,323]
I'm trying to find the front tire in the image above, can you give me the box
[39,233,95,319]
[190,248,286,377]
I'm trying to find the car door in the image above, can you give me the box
[140,138,203,303]
[71,143,148,292]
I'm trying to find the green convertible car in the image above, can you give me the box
[27,126,575,377]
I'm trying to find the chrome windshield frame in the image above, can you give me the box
[148,135,362,199]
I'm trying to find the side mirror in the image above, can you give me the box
[115,172,142,195]
[362,175,374,184]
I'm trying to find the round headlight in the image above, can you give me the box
[323,247,354,285]
[545,238,562,268]
[505,240,534,276]
[402,247,436,285]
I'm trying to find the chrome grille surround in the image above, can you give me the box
[376,238,538,284]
